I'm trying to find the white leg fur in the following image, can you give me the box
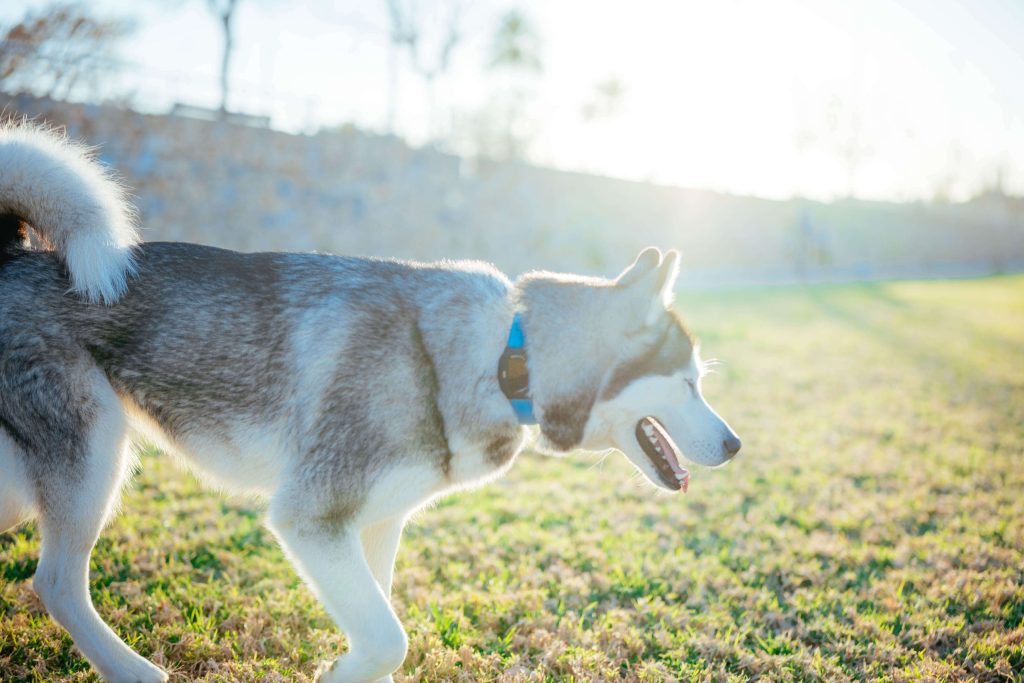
[361,517,404,599]
[0,430,34,532]
[361,519,405,683]
[269,506,408,683]
[32,378,167,683]
[34,533,167,683]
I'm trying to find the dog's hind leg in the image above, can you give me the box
[270,495,408,683]
[28,375,168,683]
[0,429,34,532]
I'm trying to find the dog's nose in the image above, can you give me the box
[723,434,742,458]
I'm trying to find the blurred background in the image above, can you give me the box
[1,0,1022,283]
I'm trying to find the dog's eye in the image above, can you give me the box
[684,378,698,396]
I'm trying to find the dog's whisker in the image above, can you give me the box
[585,448,615,471]
[698,357,724,377]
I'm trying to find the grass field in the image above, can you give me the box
[2,276,1023,682]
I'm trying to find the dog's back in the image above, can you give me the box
[0,237,511,486]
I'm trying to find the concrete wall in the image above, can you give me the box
[5,93,1023,284]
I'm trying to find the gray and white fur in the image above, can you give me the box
[0,124,741,683]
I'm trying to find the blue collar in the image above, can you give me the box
[497,313,537,424]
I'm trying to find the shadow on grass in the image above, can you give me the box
[806,281,1018,397]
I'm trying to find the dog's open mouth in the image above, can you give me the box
[635,417,690,492]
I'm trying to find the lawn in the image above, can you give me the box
[2,276,1023,682]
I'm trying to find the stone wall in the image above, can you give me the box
[5,93,1023,284]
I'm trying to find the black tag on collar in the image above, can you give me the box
[498,346,530,400]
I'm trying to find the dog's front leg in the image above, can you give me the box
[269,510,408,683]
[361,516,404,599]
[357,517,405,682]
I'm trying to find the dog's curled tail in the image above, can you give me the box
[0,122,138,303]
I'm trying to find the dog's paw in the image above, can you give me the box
[104,657,168,683]
[313,660,337,683]
[313,660,396,683]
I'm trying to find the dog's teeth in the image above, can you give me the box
[642,423,655,437]
[675,472,686,480]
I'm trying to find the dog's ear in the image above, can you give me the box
[616,247,662,286]
[617,247,681,324]
[655,249,681,308]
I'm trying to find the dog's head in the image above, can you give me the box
[527,247,741,492]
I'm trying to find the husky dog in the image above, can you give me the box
[0,124,741,683]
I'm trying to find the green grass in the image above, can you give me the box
[3,276,1024,682]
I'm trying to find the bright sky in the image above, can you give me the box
[4,0,1023,201]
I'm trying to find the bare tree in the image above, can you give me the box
[792,90,873,198]
[0,3,132,100]
[489,9,541,73]
[384,0,414,134]
[454,7,544,161]
[828,94,872,198]
[581,77,625,121]
[385,0,462,140]
[206,0,240,114]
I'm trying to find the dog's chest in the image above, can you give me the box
[446,425,525,485]
[356,428,525,524]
